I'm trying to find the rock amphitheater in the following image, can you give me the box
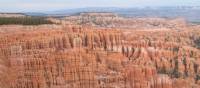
[0,13,200,88]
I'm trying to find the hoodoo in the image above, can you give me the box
[0,13,200,88]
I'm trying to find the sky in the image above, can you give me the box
[0,0,200,12]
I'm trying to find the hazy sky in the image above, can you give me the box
[0,0,199,12]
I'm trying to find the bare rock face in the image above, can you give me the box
[0,18,200,88]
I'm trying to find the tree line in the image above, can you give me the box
[0,17,53,25]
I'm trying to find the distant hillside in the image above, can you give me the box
[0,13,26,17]
[24,12,48,17]
[44,6,200,23]
[63,12,187,30]
[2,7,199,23]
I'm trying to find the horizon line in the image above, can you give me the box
[0,5,200,13]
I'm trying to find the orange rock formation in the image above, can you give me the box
[0,16,200,88]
